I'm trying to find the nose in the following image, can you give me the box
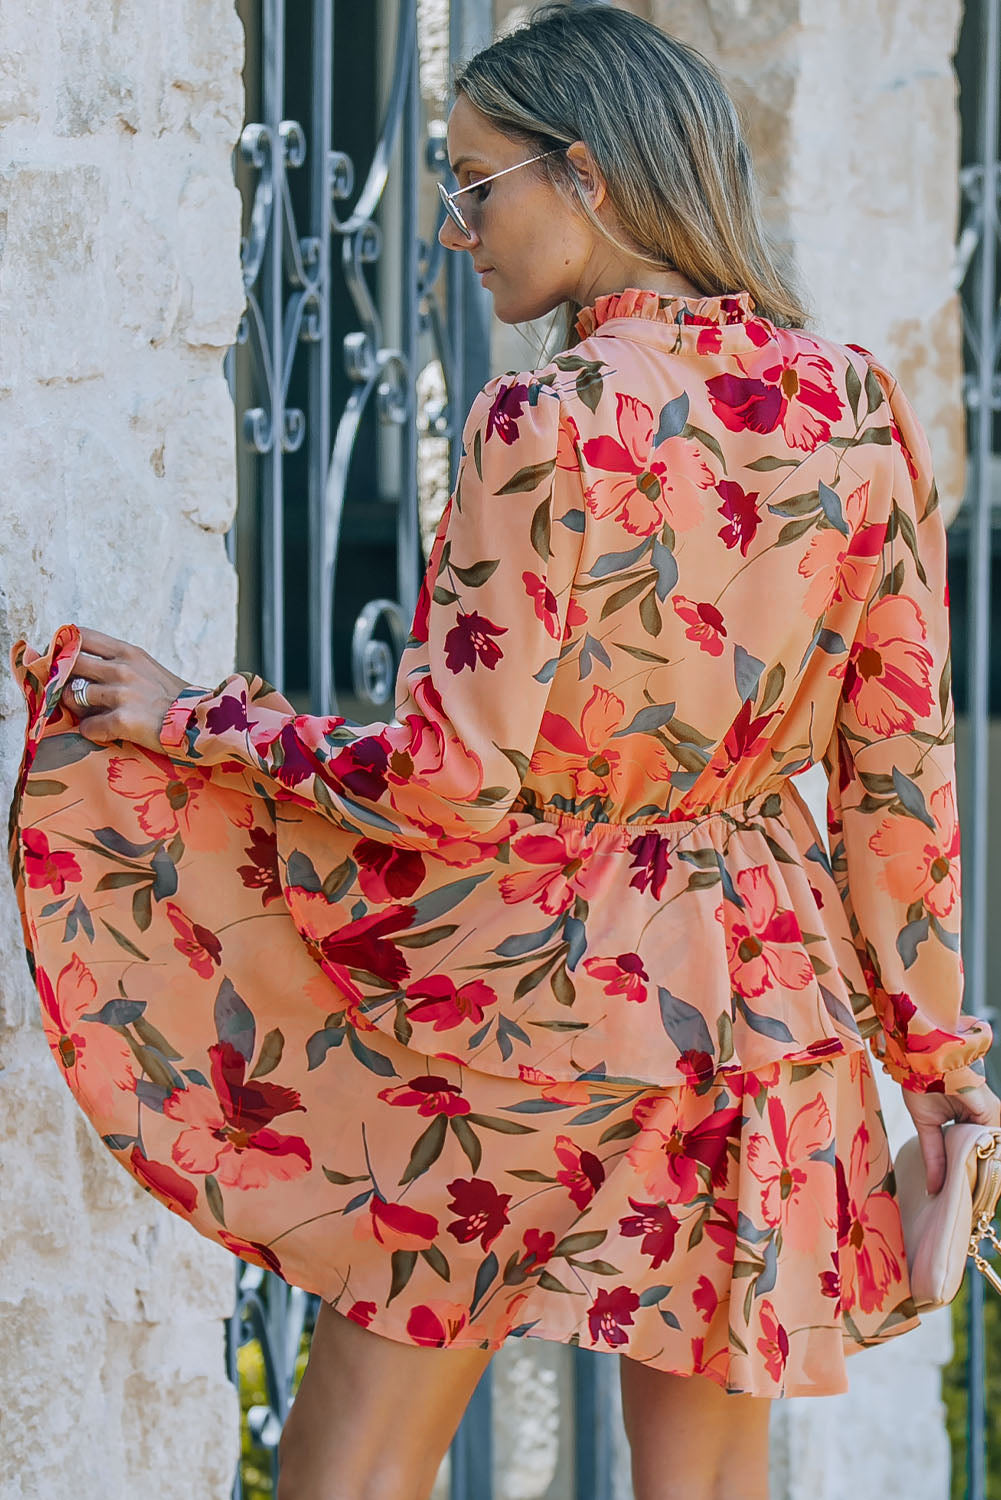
[438,214,479,253]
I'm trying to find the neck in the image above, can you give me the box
[574,261,702,308]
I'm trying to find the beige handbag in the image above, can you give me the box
[893,1123,1001,1312]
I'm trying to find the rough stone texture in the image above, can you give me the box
[0,2,245,1497]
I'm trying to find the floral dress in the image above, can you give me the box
[9,289,992,1397]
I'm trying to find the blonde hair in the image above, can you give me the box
[454,3,808,342]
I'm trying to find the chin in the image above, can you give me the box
[489,284,565,328]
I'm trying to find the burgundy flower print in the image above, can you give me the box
[237,825,282,906]
[716,480,761,557]
[378,1074,471,1117]
[354,839,426,903]
[618,1197,680,1268]
[443,611,507,674]
[554,1133,605,1209]
[405,975,498,1032]
[446,1176,512,1251]
[627,831,673,900]
[587,1286,640,1348]
[486,380,530,444]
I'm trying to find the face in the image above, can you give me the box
[439,94,597,324]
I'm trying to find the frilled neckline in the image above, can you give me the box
[574,287,758,340]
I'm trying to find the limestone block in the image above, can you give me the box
[0,166,109,385]
[0,12,42,126]
[162,372,241,531]
[54,3,143,137]
[114,162,184,347]
[175,170,246,349]
[155,0,246,141]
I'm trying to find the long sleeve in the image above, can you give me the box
[822,358,992,1093]
[158,375,585,850]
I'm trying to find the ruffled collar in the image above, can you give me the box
[574,287,760,343]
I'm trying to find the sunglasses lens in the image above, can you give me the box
[437,180,471,238]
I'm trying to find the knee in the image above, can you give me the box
[276,1447,434,1500]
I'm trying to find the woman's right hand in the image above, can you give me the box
[902,1083,1001,1196]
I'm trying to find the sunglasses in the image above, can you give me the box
[437,149,565,239]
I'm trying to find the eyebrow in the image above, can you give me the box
[448,154,489,175]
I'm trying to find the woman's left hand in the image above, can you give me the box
[60,627,195,753]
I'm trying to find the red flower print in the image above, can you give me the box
[582,392,714,537]
[446,1176,512,1251]
[486,380,529,444]
[834,594,933,734]
[319,905,417,989]
[164,1041,311,1192]
[443,611,507,674]
[108,750,253,854]
[715,866,813,998]
[626,831,673,900]
[693,1274,719,1324]
[38,954,137,1117]
[346,1300,377,1328]
[129,1146,199,1215]
[756,1299,789,1382]
[217,1230,285,1277]
[237,825,282,906]
[835,1129,905,1315]
[522,571,587,642]
[499,826,600,916]
[165,902,222,979]
[23,827,81,894]
[517,1065,592,1105]
[377,1074,470,1117]
[879,990,959,1061]
[719,700,780,768]
[354,839,426,903]
[327,736,390,801]
[368,1195,440,1251]
[582,951,650,1003]
[690,1335,730,1384]
[406,1301,470,1347]
[707,339,842,452]
[618,1197,680,1268]
[868,782,959,919]
[405,975,498,1032]
[716,480,761,557]
[819,1253,842,1315]
[554,1133,605,1209]
[519,1228,557,1270]
[745,1092,833,1250]
[703,1195,739,1261]
[587,1286,640,1348]
[627,1097,740,1203]
[672,596,727,656]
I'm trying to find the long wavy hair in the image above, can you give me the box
[454,3,808,344]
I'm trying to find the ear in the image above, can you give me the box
[565,140,607,210]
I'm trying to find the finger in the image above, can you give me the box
[60,680,113,715]
[77,627,138,660]
[72,651,125,683]
[917,1122,946,1196]
[77,710,124,745]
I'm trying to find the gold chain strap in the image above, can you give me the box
[969,1136,1001,1295]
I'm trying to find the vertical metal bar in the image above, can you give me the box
[309,0,333,712]
[449,1364,494,1500]
[573,1347,615,1500]
[398,7,421,624]
[963,4,998,1499]
[261,0,286,690]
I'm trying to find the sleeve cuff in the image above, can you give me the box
[159,688,209,752]
[889,1059,989,1094]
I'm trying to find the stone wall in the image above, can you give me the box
[0,3,246,1497]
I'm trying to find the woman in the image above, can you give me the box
[10,6,998,1499]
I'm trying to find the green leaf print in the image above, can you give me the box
[496,459,556,494]
[657,987,714,1057]
[388,1249,418,1304]
[653,392,690,444]
[214,976,256,1062]
[398,1114,448,1185]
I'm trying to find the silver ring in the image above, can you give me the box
[69,676,91,709]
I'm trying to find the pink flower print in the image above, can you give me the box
[405,975,498,1032]
[715,866,814,998]
[707,340,843,452]
[522,571,587,642]
[756,1299,789,1383]
[797,481,883,615]
[672,595,727,657]
[834,594,933,734]
[517,1064,592,1105]
[38,954,137,1118]
[835,1125,906,1315]
[587,1286,640,1348]
[499,825,600,917]
[443,610,507,674]
[530,687,626,800]
[363,1195,440,1252]
[165,902,223,980]
[554,1133,605,1209]
[555,410,581,470]
[627,1097,740,1203]
[745,1092,834,1251]
[164,1041,311,1192]
[23,828,81,894]
[107,749,253,854]
[217,1230,284,1277]
[130,1147,199,1216]
[582,392,714,537]
[582,951,650,1002]
[407,1301,470,1347]
[716,480,761,557]
[867,782,960,919]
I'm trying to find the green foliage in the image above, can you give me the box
[943,1252,1001,1500]
[237,1330,312,1499]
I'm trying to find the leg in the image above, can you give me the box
[619,1355,772,1500]
[276,1302,493,1500]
